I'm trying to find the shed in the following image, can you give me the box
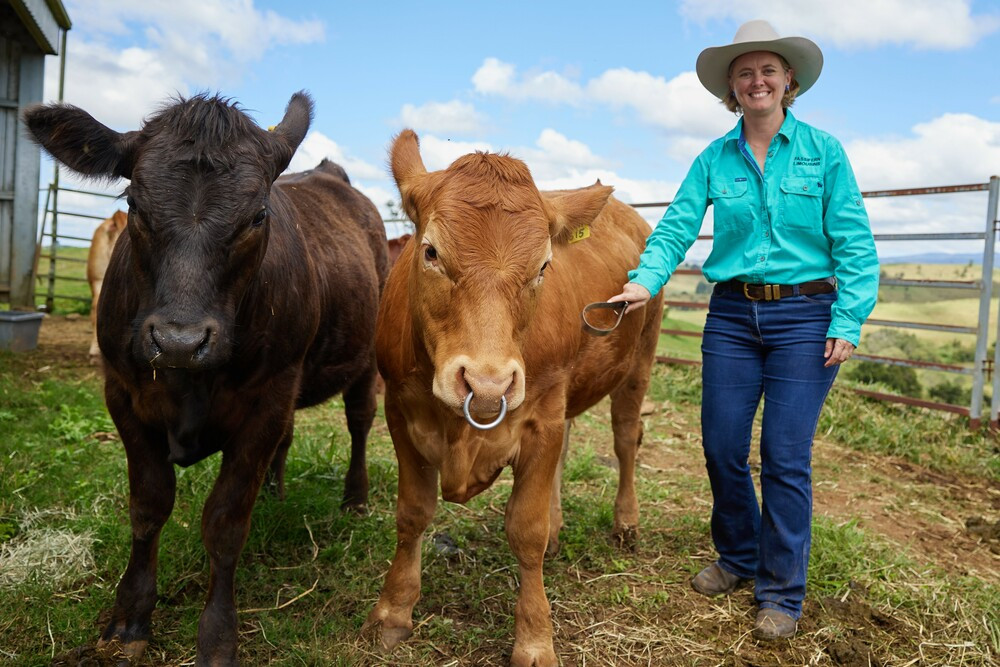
[1,0,70,308]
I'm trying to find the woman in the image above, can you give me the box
[609,20,879,640]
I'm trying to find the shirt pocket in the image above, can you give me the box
[779,176,824,231]
[709,179,750,234]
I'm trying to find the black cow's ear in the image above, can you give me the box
[267,91,313,179]
[22,104,139,180]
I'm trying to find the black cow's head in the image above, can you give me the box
[24,93,312,370]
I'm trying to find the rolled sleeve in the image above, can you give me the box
[628,151,711,296]
[822,140,880,346]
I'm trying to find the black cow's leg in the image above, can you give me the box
[195,405,289,666]
[264,418,294,500]
[98,386,175,660]
[340,359,377,510]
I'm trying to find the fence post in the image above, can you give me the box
[971,176,999,429]
[983,176,1000,430]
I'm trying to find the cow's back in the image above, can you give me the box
[275,162,388,407]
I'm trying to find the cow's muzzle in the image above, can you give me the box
[143,315,221,369]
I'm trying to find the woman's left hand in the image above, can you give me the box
[824,338,855,367]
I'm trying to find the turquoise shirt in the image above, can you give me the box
[628,111,879,346]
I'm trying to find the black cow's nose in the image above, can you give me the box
[146,318,219,368]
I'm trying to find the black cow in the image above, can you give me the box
[23,92,387,664]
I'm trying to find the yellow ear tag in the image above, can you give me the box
[267,125,276,132]
[568,225,591,244]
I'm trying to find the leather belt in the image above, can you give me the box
[714,278,836,301]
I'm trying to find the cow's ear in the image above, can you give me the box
[267,91,313,179]
[390,129,431,230]
[22,104,140,180]
[543,182,614,237]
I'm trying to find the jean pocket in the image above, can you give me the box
[799,291,838,305]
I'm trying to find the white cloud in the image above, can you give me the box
[846,113,1000,189]
[46,1,325,126]
[287,131,385,181]
[587,69,732,138]
[472,57,584,104]
[679,0,999,50]
[44,39,190,129]
[416,135,494,171]
[398,100,486,135]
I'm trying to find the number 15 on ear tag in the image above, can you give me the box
[568,225,591,244]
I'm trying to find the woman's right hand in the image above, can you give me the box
[607,282,652,314]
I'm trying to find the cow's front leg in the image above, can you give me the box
[196,410,288,666]
[98,388,175,661]
[363,397,438,650]
[507,420,563,667]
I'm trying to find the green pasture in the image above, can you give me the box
[0,329,997,664]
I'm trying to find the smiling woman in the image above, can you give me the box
[608,18,880,642]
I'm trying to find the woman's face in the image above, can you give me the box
[728,51,793,118]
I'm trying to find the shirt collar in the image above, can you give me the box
[728,110,799,147]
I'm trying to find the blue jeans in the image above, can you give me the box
[700,288,839,618]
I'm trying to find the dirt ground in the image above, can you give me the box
[24,315,1000,665]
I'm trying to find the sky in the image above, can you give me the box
[34,0,1000,260]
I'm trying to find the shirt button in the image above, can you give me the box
[802,185,809,191]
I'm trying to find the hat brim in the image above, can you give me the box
[696,36,823,101]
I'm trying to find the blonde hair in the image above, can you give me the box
[722,53,799,114]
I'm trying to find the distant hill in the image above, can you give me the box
[879,253,981,265]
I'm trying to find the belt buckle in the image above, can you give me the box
[743,283,781,301]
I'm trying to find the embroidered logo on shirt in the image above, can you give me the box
[734,177,747,182]
[794,156,821,165]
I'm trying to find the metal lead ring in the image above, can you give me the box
[581,301,628,336]
[463,392,508,430]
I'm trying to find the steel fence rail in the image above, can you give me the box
[633,175,1000,429]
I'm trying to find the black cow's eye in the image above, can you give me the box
[424,245,438,262]
[540,260,551,276]
[252,208,267,226]
[126,195,136,209]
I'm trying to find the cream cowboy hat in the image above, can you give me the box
[696,20,823,101]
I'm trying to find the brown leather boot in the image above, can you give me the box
[753,607,797,640]
[690,562,749,596]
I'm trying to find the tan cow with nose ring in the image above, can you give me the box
[363,129,664,666]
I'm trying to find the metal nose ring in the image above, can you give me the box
[463,391,508,430]
[581,301,628,336]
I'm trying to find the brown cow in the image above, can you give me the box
[363,130,664,665]
[24,93,387,665]
[86,210,127,363]
[386,232,411,266]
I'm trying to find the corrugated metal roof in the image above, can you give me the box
[8,0,71,55]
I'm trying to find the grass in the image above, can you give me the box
[1,335,998,665]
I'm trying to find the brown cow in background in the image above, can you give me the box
[25,92,387,665]
[86,210,127,363]
[363,130,664,666]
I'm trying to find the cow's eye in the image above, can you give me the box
[423,245,438,262]
[252,208,267,226]
[539,260,551,277]
[126,195,136,210]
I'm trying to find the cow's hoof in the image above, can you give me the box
[511,643,557,667]
[612,525,638,552]
[341,499,369,515]
[380,625,412,650]
[361,612,412,651]
[96,636,148,661]
[545,536,560,558]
